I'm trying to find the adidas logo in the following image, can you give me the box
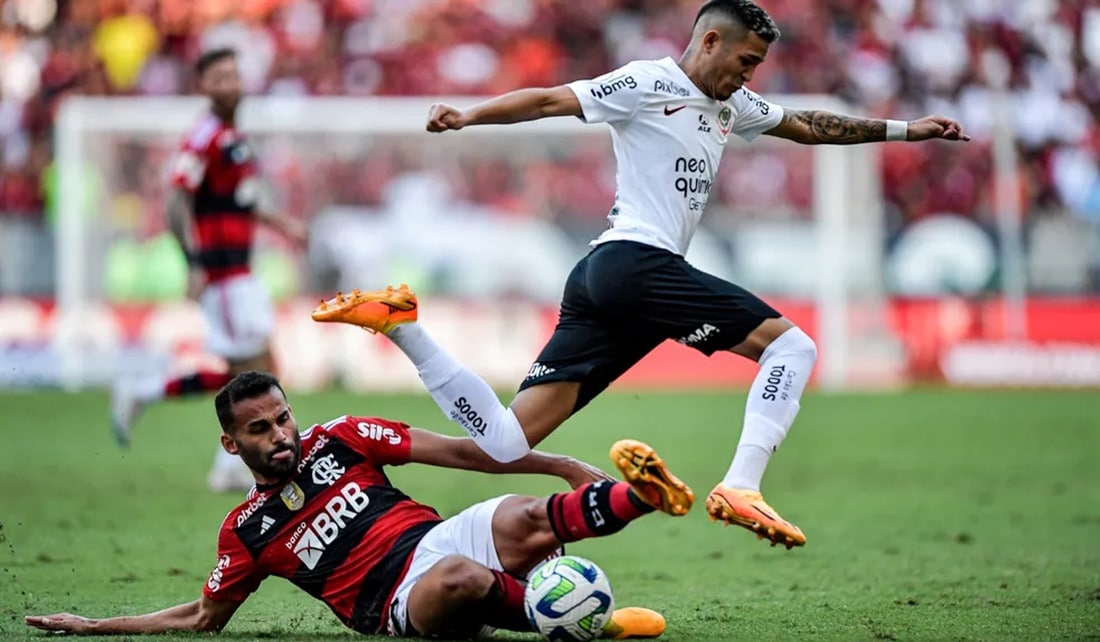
[260,515,276,534]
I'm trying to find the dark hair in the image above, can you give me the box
[214,371,287,433]
[694,0,781,43]
[195,47,236,76]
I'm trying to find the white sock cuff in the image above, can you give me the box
[760,326,817,363]
[738,412,788,452]
[485,409,533,463]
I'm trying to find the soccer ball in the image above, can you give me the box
[524,555,615,642]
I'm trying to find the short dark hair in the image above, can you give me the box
[695,0,781,43]
[195,47,236,76]
[214,371,287,433]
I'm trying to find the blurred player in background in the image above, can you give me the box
[321,0,969,549]
[110,48,306,492]
[30,371,685,639]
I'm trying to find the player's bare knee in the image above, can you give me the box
[432,555,495,600]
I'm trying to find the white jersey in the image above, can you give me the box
[566,57,783,256]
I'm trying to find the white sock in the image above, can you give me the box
[131,375,167,403]
[213,447,240,471]
[722,327,817,491]
[387,324,531,462]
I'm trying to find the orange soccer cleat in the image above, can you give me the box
[706,485,806,549]
[601,607,666,639]
[310,284,418,335]
[609,440,694,516]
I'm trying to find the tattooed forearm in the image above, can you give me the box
[784,110,887,145]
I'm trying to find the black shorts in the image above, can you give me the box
[518,240,781,413]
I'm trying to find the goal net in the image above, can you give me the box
[53,95,897,391]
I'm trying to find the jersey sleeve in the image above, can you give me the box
[170,123,217,192]
[565,62,650,125]
[729,87,784,142]
[322,416,413,467]
[202,520,265,602]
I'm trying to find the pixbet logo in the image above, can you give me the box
[286,482,370,570]
[654,78,689,97]
[296,434,329,474]
[236,493,269,527]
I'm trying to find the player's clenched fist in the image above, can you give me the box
[907,115,971,142]
[426,103,466,132]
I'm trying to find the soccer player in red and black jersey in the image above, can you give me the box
[28,371,691,639]
[110,48,306,491]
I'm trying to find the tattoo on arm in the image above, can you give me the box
[785,110,886,145]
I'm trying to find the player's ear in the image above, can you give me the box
[702,29,722,53]
[220,432,239,455]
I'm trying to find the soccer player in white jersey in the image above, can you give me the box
[312,0,969,549]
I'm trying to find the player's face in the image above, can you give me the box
[710,30,770,100]
[200,57,243,114]
[221,387,301,483]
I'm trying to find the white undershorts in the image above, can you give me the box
[386,494,513,637]
[199,273,274,361]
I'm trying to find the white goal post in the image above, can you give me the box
[54,95,893,391]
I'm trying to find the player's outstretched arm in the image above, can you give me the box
[407,428,611,489]
[426,86,582,132]
[166,186,205,300]
[765,110,970,145]
[258,210,309,247]
[25,595,241,635]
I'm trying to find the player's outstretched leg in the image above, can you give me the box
[311,285,532,463]
[708,322,816,549]
[110,371,233,447]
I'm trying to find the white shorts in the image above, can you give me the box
[386,495,513,637]
[199,273,274,361]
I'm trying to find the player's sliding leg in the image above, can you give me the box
[311,285,542,463]
[404,555,667,639]
[707,317,817,549]
[111,371,233,447]
[404,442,688,638]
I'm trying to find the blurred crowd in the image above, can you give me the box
[0,0,1098,297]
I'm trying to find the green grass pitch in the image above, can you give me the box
[2,388,1099,640]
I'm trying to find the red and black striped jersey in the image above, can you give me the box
[170,113,260,283]
[203,416,442,634]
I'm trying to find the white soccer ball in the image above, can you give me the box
[524,555,615,642]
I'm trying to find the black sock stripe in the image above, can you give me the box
[545,494,568,542]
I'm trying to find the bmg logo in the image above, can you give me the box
[590,75,637,99]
